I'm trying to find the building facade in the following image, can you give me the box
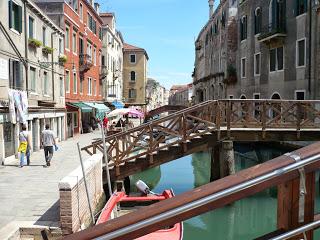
[35,0,107,137]
[193,0,238,104]
[0,0,65,163]
[168,84,193,107]
[146,78,168,111]
[229,0,315,100]
[123,43,149,109]
[100,12,124,106]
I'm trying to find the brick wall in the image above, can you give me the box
[59,154,103,235]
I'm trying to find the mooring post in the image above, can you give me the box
[219,141,235,178]
[210,144,221,182]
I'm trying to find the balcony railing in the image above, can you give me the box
[258,22,286,42]
[79,54,93,73]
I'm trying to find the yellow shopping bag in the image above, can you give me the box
[18,142,27,153]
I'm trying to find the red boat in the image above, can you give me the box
[97,189,183,240]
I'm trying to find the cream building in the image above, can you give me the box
[100,13,124,106]
[123,43,149,109]
[0,0,65,164]
[146,78,168,111]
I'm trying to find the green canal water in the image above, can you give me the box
[130,143,320,240]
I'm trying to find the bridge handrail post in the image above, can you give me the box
[216,101,221,140]
[297,102,302,139]
[262,101,267,138]
[226,100,231,138]
[115,137,120,176]
[148,124,154,164]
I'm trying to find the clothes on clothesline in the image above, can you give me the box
[8,89,28,124]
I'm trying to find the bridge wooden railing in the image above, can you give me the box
[66,142,320,240]
[81,100,320,176]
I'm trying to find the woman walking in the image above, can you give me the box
[18,125,32,167]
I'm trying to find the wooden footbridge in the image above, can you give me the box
[82,100,320,181]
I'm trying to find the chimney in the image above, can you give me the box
[94,2,100,14]
[208,0,214,18]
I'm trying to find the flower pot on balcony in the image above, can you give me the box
[58,55,67,66]
[28,38,42,48]
[42,46,54,55]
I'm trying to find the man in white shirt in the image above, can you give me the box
[41,124,57,167]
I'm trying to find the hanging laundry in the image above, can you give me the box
[8,89,16,124]
[20,91,28,121]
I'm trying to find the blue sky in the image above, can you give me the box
[97,0,212,90]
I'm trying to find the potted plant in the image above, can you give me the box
[225,65,237,84]
[58,55,67,65]
[42,46,54,55]
[28,38,42,48]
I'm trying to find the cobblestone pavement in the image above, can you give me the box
[0,130,102,236]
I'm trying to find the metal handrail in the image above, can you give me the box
[270,219,320,240]
[95,153,320,240]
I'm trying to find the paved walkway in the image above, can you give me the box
[0,130,102,237]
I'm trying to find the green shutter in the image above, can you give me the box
[8,0,12,29]
[18,4,22,33]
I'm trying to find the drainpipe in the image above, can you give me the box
[24,0,28,95]
[51,32,55,103]
[308,0,312,96]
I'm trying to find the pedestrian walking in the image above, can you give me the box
[41,124,58,167]
[103,116,109,133]
[18,125,32,167]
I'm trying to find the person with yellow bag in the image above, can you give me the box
[18,125,32,168]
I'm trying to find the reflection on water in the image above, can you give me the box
[130,143,320,239]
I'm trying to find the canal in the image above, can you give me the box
[129,143,320,239]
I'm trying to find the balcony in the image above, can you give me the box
[100,65,108,80]
[258,22,286,45]
[79,54,93,73]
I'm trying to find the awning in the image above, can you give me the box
[83,102,110,120]
[112,100,124,109]
[67,102,93,113]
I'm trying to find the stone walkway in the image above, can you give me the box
[0,130,102,238]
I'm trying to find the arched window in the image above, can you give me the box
[240,15,247,41]
[130,71,136,81]
[271,92,281,119]
[269,0,285,31]
[296,0,307,16]
[254,8,262,34]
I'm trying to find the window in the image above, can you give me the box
[130,71,136,81]
[72,32,77,53]
[130,54,136,63]
[65,70,70,93]
[254,8,262,34]
[129,89,136,98]
[295,90,305,100]
[79,3,83,21]
[65,26,70,49]
[9,60,23,89]
[9,0,22,33]
[60,77,64,97]
[80,76,83,94]
[73,72,77,94]
[87,42,92,59]
[99,27,103,40]
[93,47,96,65]
[43,71,48,95]
[240,16,247,41]
[30,67,36,92]
[270,47,284,72]
[254,53,261,76]
[28,16,34,38]
[253,93,260,118]
[88,77,92,95]
[59,38,63,54]
[72,0,78,12]
[296,0,307,16]
[241,58,246,78]
[87,13,96,33]
[42,27,47,46]
[297,39,306,67]
[93,79,96,96]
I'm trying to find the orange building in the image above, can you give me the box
[35,0,108,137]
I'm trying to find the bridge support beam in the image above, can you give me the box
[277,172,315,240]
[210,141,235,182]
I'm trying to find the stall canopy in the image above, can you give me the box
[112,100,124,109]
[83,102,110,120]
[68,102,93,113]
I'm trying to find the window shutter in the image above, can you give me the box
[14,61,23,89]
[18,4,22,33]
[8,0,12,29]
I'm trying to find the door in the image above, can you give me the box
[3,122,15,158]
[79,38,84,55]
[67,113,73,138]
